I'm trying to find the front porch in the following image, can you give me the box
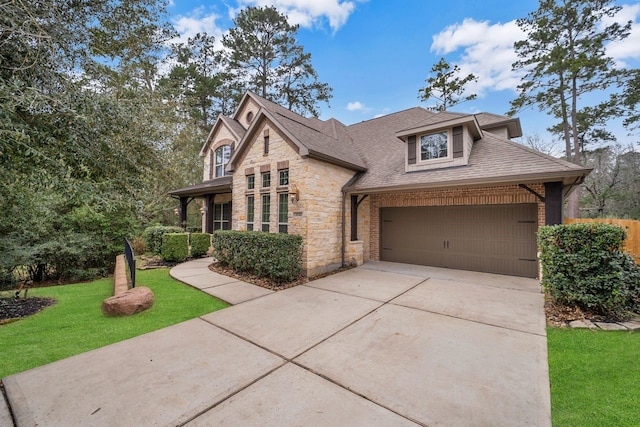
[169,176,233,233]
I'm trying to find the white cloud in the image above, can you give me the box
[236,0,362,32]
[172,7,224,46]
[347,101,365,111]
[603,3,640,66]
[431,18,527,97]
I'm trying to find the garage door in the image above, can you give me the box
[381,204,538,277]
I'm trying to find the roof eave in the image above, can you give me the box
[344,169,591,194]
[307,150,367,172]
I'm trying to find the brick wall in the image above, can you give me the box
[369,184,546,261]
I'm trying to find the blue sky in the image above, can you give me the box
[167,0,640,148]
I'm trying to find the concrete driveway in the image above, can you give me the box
[2,261,550,426]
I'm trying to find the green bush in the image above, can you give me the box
[143,225,183,255]
[212,231,302,283]
[538,222,640,317]
[161,233,189,262]
[190,233,211,258]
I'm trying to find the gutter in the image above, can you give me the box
[341,172,364,267]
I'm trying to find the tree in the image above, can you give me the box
[418,57,478,111]
[509,0,632,217]
[221,6,332,117]
[0,0,176,285]
[580,145,640,219]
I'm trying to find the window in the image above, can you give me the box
[278,193,288,234]
[278,169,289,186]
[263,130,269,155]
[420,132,448,160]
[247,174,255,190]
[214,145,231,177]
[246,195,254,231]
[262,171,271,188]
[214,202,231,230]
[261,194,270,232]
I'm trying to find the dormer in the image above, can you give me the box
[397,115,482,172]
[474,113,523,140]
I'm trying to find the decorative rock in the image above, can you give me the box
[617,321,640,331]
[594,321,628,331]
[102,287,154,316]
[569,319,597,329]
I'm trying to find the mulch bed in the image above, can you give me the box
[544,296,634,327]
[208,262,354,291]
[0,296,57,324]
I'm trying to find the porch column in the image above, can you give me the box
[351,195,358,241]
[544,181,563,225]
[179,197,188,229]
[205,194,215,234]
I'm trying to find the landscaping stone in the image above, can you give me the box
[102,286,154,316]
[618,320,640,331]
[594,321,628,331]
[568,319,597,329]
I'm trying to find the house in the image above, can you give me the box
[170,91,590,278]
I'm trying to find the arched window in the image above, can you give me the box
[214,145,231,177]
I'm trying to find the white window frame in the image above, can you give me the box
[214,145,231,178]
[418,130,451,163]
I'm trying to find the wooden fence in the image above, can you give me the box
[564,218,640,263]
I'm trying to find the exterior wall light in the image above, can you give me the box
[289,184,300,203]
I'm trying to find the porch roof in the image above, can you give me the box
[169,176,232,198]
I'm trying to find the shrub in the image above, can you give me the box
[212,231,302,283]
[538,222,640,317]
[190,233,212,258]
[161,233,189,262]
[130,236,146,255]
[143,225,183,255]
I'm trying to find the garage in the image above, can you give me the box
[380,204,538,278]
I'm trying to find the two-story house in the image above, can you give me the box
[170,91,590,278]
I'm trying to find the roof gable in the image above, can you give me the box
[227,92,367,172]
[199,116,245,156]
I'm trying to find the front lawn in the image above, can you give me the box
[0,268,227,378]
[547,328,640,427]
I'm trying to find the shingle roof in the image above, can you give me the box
[236,92,366,170]
[225,92,589,192]
[220,116,246,140]
[345,121,589,192]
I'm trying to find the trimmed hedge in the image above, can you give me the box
[212,231,302,282]
[538,222,640,317]
[190,233,212,258]
[161,233,189,262]
[143,225,183,255]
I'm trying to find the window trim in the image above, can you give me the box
[418,130,451,163]
[278,169,289,187]
[246,195,255,231]
[214,145,231,178]
[278,193,288,234]
[213,202,230,230]
[261,194,271,232]
[261,171,271,188]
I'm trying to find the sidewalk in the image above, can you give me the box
[169,257,274,304]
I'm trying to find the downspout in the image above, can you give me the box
[341,173,364,268]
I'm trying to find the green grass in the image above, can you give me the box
[0,268,228,378]
[547,328,640,427]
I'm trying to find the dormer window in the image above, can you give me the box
[214,145,231,177]
[420,131,449,161]
[404,125,467,172]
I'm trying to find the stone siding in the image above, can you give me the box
[231,117,357,276]
[369,184,546,261]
